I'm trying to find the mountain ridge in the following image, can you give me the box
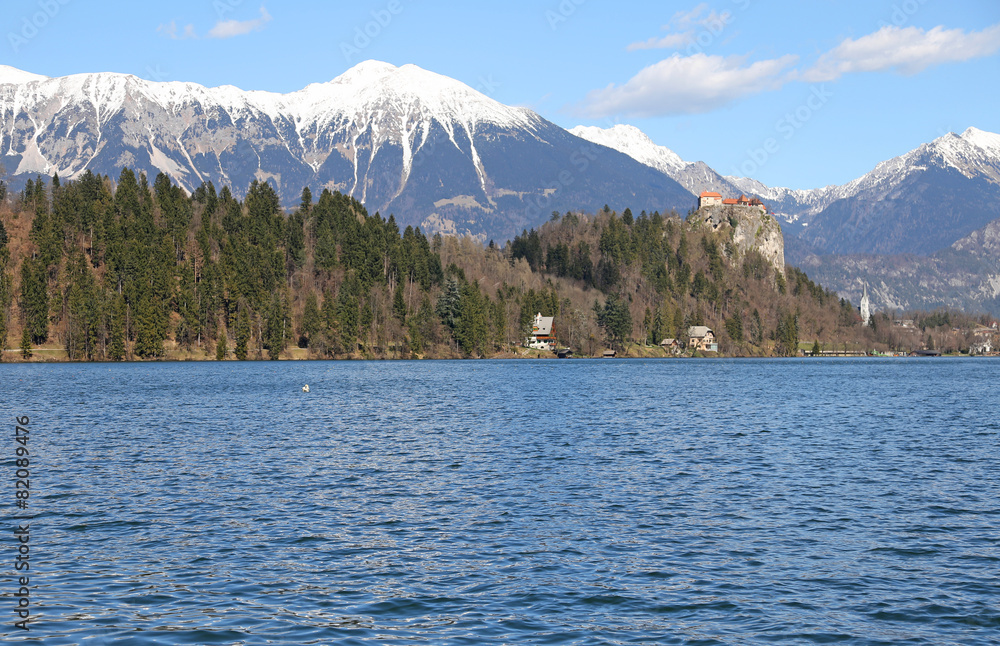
[0,62,693,243]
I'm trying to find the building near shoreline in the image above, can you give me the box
[687,326,718,352]
[525,313,557,350]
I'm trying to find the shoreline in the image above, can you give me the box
[2,348,983,364]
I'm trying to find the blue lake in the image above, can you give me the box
[1,358,999,645]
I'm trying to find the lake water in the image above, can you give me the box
[1,358,998,645]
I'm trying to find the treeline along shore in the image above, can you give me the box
[0,169,990,362]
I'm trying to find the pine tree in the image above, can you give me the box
[302,292,321,347]
[265,293,288,360]
[133,295,165,359]
[104,293,126,361]
[436,277,461,330]
[672,307,685,340]
[775,310,799,356]
[235,305,251,361]
[456,281,490,356]
[20,328,32,359]
[65,253,99,360]
[393,284,407,322]
[215,330,228,360]
[19,259,49,344]
[651,307,664,346]
[336,276,360,352]
[598,294,632,350]
[725,313,744,344]
[299,186,312,214]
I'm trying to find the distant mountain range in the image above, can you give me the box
[572,124,1000,314]
[572,123,1000,254]
[3,62,1000,313]
[0,62,691,244]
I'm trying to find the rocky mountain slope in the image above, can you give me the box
[795,218,1000,315]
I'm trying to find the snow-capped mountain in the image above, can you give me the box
[798,127,1000,255]
[0,62,692,243]
[570,125,688,176]
[783,128,1000,314]
[570,124,736,200]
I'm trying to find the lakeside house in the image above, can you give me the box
[660,338,682,355]
[687,326,718,352]
[525,312,557,350]
[971,339,994,355]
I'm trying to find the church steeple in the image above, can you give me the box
[860,284,871,327]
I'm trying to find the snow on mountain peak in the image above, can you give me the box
[338,59,399,81]
[962,127,1000,157]
[0,65,48,85]
[291,60,538,131]
[0,61,538,133]
[570,124,688,175]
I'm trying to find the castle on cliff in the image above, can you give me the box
[698,191,768,214]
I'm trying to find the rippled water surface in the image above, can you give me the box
[2,358,999,645]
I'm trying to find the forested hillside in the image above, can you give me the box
[0,170,882,361]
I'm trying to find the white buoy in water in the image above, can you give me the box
[302,384,310,393]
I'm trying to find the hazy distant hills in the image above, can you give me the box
[0,62,692,244]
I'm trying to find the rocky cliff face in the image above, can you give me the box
[692,205,785,273]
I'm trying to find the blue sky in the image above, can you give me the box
[5,0,999,189]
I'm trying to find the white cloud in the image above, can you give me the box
[157,21,197,40]
[627,4,734,52]
[577,53,798,118]
[207,6,272,39]
[628,32,692,51]
[803,24,1000,82]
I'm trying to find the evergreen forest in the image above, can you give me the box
[0,169,963,362]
